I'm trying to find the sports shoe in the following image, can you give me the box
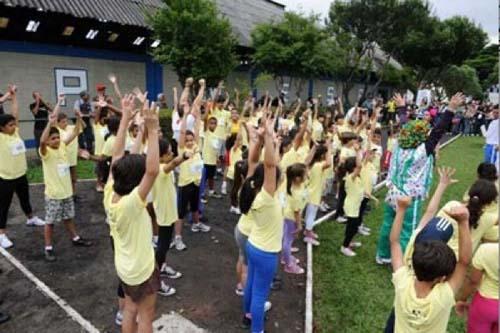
[241,315,251,329]
[191,222,211,233]
[0,234,13,249]
[221,182,227,195]
[319,202,328,212]
[284,263,305,274]
[229,206,241,215]
[264,301,272,312]
[26,216,45,227]
[208,191,222,199]
[235,284,244,297]
[358,227,371,236]
[303,237,320,246]
[336,216,348,224]
[72,237,92,247]
[115,311,123,326]
[161,265,182,279]
[291,247,299,253]
[375,255,392,265]
[200,196,208,204]
[44,249,56,262]
[158,281,176,297]
[170,236,187,251]
[360,224,371,232]
[95,184,104,193]
[340,246,356,257]
[323,202,331,210]
[349,241,362,248]
[280,256,300,265]
[311,231,319,239]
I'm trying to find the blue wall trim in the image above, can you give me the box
[146,59,163,99]
[24,139,36,149]
[0,40,148,62]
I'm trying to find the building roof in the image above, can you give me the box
[0,0,285,46]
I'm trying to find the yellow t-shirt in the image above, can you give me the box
[437,201,498,257]
[227,147,242,180]
[307,162,326,206]
[103,180,114,221]
[296,144,310,163]
[344,173,364,218]
[228,120,240,135]
[93,123,108,156]
[284,185,308,221]
[387,137,398,153]
[248,189,284,253]
[58,125,79,167]
[178,147,203,187]
[102,135,116,157]
[237,213,253,237]
[280,118,295,132]
[107,187,155,286]
[311,120,323,142]
[360,162,377,196]
[212,108,231,139]
[393,266,455,333]
[152,167,178,226]
[472,243,499,299]
[40,143,73,200]
[0,128,27,179]
[339,146,356,162]
[280,148,300,172]
[202,130,219,166]
[337,124,352,134]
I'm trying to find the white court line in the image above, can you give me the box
[304,133,461,333]
[0,248,100,333]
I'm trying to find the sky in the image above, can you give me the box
[277,0,498,44]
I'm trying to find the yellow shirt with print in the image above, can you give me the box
[248,189,284,253]
[152,167,178,226]
[393,266,455,333]
[178,147,203,187]
[307,162,326,206]
[93,123,108,155]
[107,187,155,286]
[0,128,27,179]
[40,143,73,200]
[344,173,364,218]
[58,125,80,167]
[472,243,499,299]
[227,147,242,180]
[202,130,219,166]
[284,185,308,221]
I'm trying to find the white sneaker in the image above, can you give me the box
[221,182,227,195]
[158,281,176,297]
[191,222,211,233]
[173,236,187,251]
[319,203,328,213]
[358,227,371,236]
[229,206,241,215]
[360,224,371,232]
[115,311,123,326]
[0,234,13,249]
[323,202,331,210]
[375,255,392,265]
[291,247,300,253]
[26,216,45,227]
[350,241,362,248]
[264,301,272,312]
[303,236,320,246]
[161,265,183,279]
[340,246,356,257]
[336,216,348,224]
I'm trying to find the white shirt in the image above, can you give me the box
[171,111,195,141]
[485,119,499,145]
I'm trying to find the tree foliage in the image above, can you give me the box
[150,0,238,86]
[440,65,483,98]
[465,44,499,89]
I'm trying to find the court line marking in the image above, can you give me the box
[0,247,100,333]
[304,133,461,333]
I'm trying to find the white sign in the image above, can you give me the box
[54,68,88,106]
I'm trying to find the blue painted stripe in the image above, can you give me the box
[145,59,163,99]
[0,40,148,62]
[24,139,37,149]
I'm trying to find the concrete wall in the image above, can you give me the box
[0,51,145,141]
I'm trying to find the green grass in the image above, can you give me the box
[313,136,484,333]
[27,159,96,183]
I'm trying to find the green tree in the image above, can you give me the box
[251,12,339,98]
[440,65,483,98]
[465,44,499,89]
[150,0,237,87]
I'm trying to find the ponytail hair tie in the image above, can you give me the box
[250,180,255,189]
[472,195,479,200]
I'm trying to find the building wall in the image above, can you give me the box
[0,51,145,143]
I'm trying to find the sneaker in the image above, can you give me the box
[172,236,187,251]
[303,237,320,246]
[161,266,182,279]
[72,237,92,247]
[26,216,45,227]
[311,231,319,239]
[241,315,251,329]
[358,227,371,236]
[280,256,300,265]
[95,184,104,193]
[0,234,13,249]
[336,216,348,224]
[291,247,299,253]
[221,182,227,195]
[340,246,356,257]
[235,284,244,297]
[323,202,331,210]
[375,255,392,265]
[208,191,222,199]
[284,263,305,274]
[229,206,241,215]
[191,222,211,233]
[264,301,272,312]
[115,311,123,326]
[319,202,328,213]
[44,249,56,262]
[360,224,371,232]
[200,196,208,204]
[158,281,176,297]
[349,241,362,248]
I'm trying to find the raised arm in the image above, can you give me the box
[234,88,240,110]
[390,196,412,272]
[192,79,206,113]
[111,94,135,165]
[137,102,160,201]
[173,87,179,112]
[8,85,19,126]
[245,122,264,178]
[263,114,278,195]
[163,151,191,174]
[39,112,58,156]
[178,104,190,149]
[108,74,123,100]
[63,111,83,145]
[180,78,193,106]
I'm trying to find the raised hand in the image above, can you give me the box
[143,101,159,132]
[120,94,136,121]
[8,84,17,95]
[449,93,465,111]
[198,79,206,87]
[57,94,65,104]
[48,111,58,125]
[444,204,469,223]
[108,73,117,84]
[393,93,405,108]
[437,167,458,186]
[133,88,148,104]
[396,196,412,209]
[186,77,194,87]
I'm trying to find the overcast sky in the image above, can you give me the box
[278,0,498,44]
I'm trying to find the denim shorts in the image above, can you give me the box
[234,225,249,265]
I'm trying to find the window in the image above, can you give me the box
[62,26,74,36]
[0,17,8,29]
[133,36,145,45]
[151,39,161,48]
[86,29,99,40]
[108,33,119,42]
[26,20,40,32]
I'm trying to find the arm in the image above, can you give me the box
[234,89,240,110]
[39,112,58,156]
[63,113,83,145]
[9,85,19,126]
[223,91,230,109]
[163,151,191,174]
[129,122,145,155]
[178,104,190,150]
[31,98,40,116]
[173,87,179,112]
[262,114,278,195]
[246,122,264,178]
[108,74,123,100]
[137,103,160,201]
[0,91,11,104]
[111,95,135,165]
[322,140,333,170]
[390,197,412,272]
[192,79,206,113]
[179,78,193,106]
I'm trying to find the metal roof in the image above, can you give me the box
[0,0,285,46]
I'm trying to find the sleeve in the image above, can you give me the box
[425,109,454,156]
[38,147,48,159]
[124,187,147,212]
[472,245,486,271]
[392,266,410,289]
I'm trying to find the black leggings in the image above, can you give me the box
[342,198,369,247]
[334,180,346,218]
[155,225,174,268]
[0,175,33,229]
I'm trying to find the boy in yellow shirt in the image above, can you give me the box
[203,116,222,199]
[40,109,92,262]
[389,174,472,333]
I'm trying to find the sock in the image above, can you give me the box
[45,246,53,251]
[72,236,80,242]
[175,235,181,240]
[153,235,158,243]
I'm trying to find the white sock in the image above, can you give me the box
[45,246,53,251]
[72,236,80,241]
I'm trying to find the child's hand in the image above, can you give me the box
[186,77,194,87]
[444,205,469,224]
[455,301,468,317]
[438,166,458,186]
[397,196,412,209]
[143,101,160,132]
[78,149,90,160]
[108,73,117,84]
[121,94,136,121]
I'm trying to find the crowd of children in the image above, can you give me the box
[0,77,498,333]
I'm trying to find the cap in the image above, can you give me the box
[415,217,454,244]
[96,83,106,91]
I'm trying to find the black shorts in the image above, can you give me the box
[178,183,200,219]
[204,164,216,179]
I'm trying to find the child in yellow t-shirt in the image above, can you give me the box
[57,113,82,197]
[40,111,91,262]
[202,116,222,199]
[334,132,358,223]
